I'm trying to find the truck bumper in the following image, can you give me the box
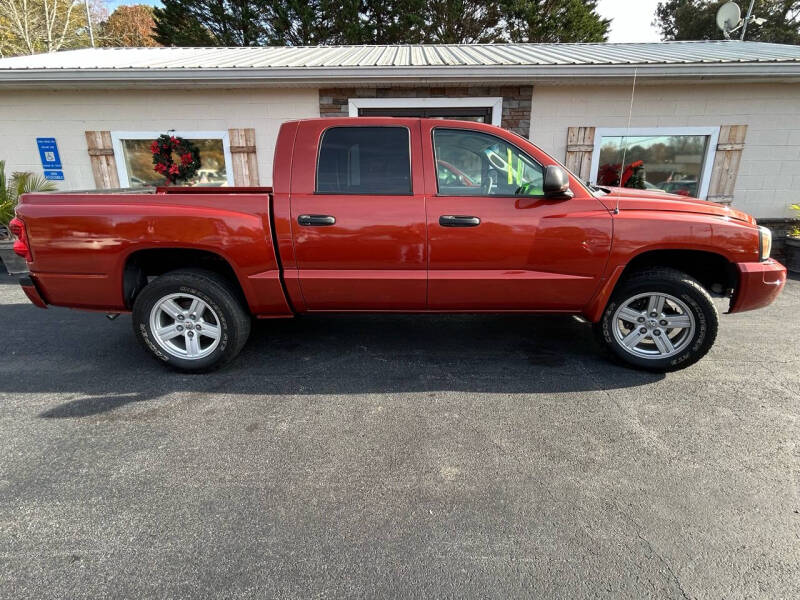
[19,275,48,309]
[729,259,786,314]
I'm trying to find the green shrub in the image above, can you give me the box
[0,161,57,240]
[790,204,800,239]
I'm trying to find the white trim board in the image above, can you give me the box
[589,126,720,200]
[110,130,234,188]
[6,63,800,87]
[347,97,504,127]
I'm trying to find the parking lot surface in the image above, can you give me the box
[0,272,798,599]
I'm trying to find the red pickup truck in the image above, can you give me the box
[11,118,786,372]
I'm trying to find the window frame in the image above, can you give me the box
[431,127,546,198]
[589,127,720,200]
[314,125,413,196]
[111,130,234,188]
[348,97,503,127]
[358,107,493,123]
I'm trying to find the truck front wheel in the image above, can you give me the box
[132,269,251,372]
[594,268,719,372]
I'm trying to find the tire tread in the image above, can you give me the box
[132,268,251,373]
[594,267,718,372]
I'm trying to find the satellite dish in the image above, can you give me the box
[716,2,742,38]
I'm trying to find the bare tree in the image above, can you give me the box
[0,0,104,56]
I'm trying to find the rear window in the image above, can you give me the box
[316,126,411,195]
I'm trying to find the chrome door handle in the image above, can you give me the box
[298,214,336,226]
[439,215,480,227]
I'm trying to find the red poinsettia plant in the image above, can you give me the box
[597,159,646,189]
[150,134,201,185]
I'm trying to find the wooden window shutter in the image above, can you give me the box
[707,125,747,204]
[565,127,596,181]
[85,131,120,189]
[228,128,260,186]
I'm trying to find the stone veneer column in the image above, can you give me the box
[319,86,533,138]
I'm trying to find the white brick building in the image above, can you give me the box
[1,42,798,237]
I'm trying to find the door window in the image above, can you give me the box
[433,128,543,196]
[316,126,411,195]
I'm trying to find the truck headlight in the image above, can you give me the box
[758,226,772,261]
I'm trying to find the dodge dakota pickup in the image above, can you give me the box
[11,118,787,372]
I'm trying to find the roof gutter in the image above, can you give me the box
[2,63,800,87]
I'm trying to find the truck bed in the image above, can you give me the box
[16,187,290,316]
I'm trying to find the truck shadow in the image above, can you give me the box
[0,302,664,419]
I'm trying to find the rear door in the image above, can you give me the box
[289,120,427,310]
[422,121,612,311]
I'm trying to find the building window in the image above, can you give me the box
[359,106,492,123]
[111,131,233,188]
[348,97,503,127]
[590,127,719,199]
[433,128,543,197]
[316,126,412,195]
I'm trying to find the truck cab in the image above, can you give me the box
[274,118,609,312]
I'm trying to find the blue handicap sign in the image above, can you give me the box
[36,137,62,170]
[43,170,64,181]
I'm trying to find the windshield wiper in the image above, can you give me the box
[585,181,610,194]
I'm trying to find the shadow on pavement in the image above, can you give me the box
[39,394,148,418]
[0,300,664,419]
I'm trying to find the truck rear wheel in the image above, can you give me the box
[132,269,251,372]
[593,268,718,372]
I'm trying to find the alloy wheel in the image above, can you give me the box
[611,292,696,359]
[148,293,222,360]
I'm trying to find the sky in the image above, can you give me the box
[103,0,665,44]
[597,0,662,43]
[104,0,159,11]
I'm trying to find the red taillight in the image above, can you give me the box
[8,217,32,262]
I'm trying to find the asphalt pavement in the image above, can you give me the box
[0,271,798,599]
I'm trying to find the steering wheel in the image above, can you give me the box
[482,169,498,196]
[515,182,535,196]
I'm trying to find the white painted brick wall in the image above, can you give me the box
[0,88,320,189]
[2,82,797,219]
[529,82,800,219]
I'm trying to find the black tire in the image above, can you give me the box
[593,268,718,372]
[132,269,251,373]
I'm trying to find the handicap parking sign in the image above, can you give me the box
[36,137,62,170]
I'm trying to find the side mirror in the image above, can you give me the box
[543,165,574,199]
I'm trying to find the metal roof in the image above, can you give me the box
[2,41,800,86]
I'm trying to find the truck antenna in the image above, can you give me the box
[614,67,638,216]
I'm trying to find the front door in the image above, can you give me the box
[290,120,427,310]
[422,123,612,311]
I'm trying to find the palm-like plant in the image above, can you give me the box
[0,160,58,240]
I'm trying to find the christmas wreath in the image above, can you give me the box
[150,134,201,185]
